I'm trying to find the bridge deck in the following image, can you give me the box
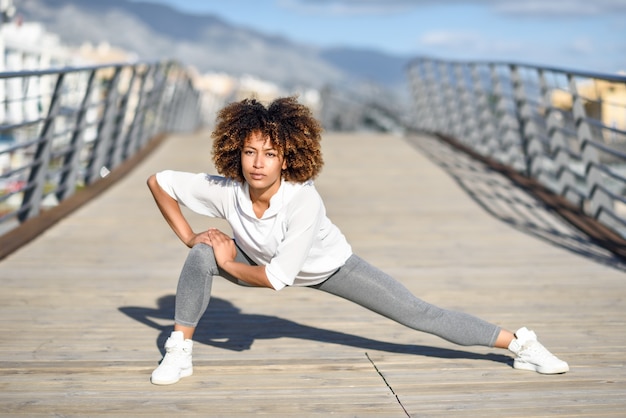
[1,131,625,417]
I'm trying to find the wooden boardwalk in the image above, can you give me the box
[1,130,625,417]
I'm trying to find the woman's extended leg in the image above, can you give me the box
[312,254,569,374]
[312,254,501,347]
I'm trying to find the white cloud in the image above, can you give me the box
[415,30,533,63]
[494,0,626,17]
[280,0,626,18]
[568,37,594,54]
[418,30,481,48]
[278,0,419,15]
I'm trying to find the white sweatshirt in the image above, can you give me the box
[156,170,353,290]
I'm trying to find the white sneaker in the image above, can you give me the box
[508,327,569,374]
[151,331,193,385]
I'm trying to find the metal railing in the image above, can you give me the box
[318,84,408,134]
[407,57,626,240]
[0,61,203,236]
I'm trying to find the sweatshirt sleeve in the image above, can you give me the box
[155,170,230,218]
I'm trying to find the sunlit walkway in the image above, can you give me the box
[1,130,625,417]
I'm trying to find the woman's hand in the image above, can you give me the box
[205,228,237,268]
[198,227,273,288]
[184,230,212,248]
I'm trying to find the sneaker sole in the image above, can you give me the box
[151,367,193,385]
[513,360,569,374]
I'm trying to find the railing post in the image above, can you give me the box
[407,60,430,132]
[160,65,188,133]
[416,60,435,132]
[448,62,462,139]
[56,70,97,201]
[454,63,477,146]
[121,65,150,160]
[470,64,496,156]
[86,67,122,184]
[177,74,199,132]
[18,73,65,221]
[174,79,201,133]
[439,61,457,137]
[488,64,505,160]
[490,64,524,169]
[504,64,525,172]
[108,66,138,170]
[421,60,440,133]
[568,75,604,218]
[538,71,579,204]
[511,65,535,177]
[144,63,170,143]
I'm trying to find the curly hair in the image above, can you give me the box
[211,96,323,183]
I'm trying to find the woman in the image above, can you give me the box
[147,97,569,385]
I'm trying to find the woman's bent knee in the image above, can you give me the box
[185,243,219,276]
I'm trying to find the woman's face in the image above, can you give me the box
[241,130,287,196]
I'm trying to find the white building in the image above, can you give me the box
[0,17,74,123]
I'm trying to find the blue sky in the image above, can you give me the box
[134,0,626,74]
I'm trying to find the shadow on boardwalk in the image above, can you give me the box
[119,295,512,366]
[407,134,626,272]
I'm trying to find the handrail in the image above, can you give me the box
[0,61,163,79]
[407,56,626,83]
[0,60,204,238]
[407,57,626,248]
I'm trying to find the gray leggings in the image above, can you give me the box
[174,243,500,347]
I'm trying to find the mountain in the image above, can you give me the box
[320,47,413,88]
[17,0,413,93]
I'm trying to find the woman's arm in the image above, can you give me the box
[147,174,205,247]
[148,174,274,288]
[206,228,273,288]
